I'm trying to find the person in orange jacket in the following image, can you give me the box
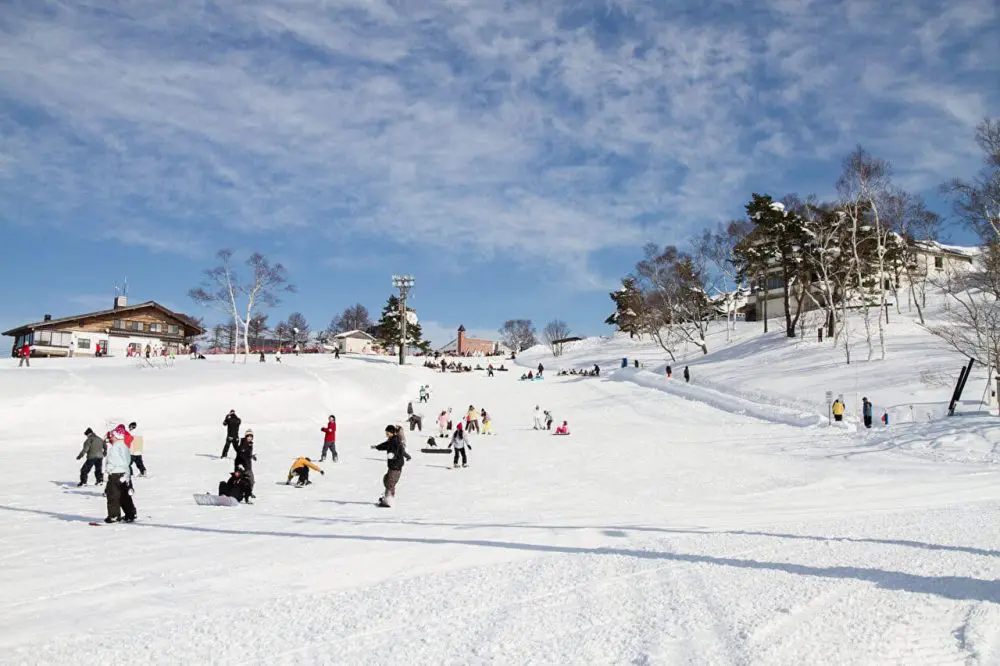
[286,457,324,487]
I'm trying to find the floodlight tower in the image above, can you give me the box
[391,274,415,365]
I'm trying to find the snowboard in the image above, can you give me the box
[194,493,240,506]
[420,448,451,453]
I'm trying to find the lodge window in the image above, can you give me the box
[113,319,125,330]
[168,324,179,335]
[765,275,785,290]
[129,321,144,332]
[77,338,91,349]
[934,256,943,270]
[149,323,163,333]
[35,330,73,347]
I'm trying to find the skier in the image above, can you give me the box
[371,425,411,507]
[449,424,470,468]
[286,457,324,486]
[481,409,493,435]
[544,410,554,430]
[76,427,106,486]
[234,429,257,496]
[554,421,570,435]
[221,409,241,458]
[436,410,449,437]
[532,405,543,430]
[319,415,338,462]
[219,465,253,503]
[127,421,146,477]
[862,397,873,429]
[683,366,690,383]
[104,425,137,523]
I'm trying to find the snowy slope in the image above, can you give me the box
[1,353,999,665]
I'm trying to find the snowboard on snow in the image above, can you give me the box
[420,447,451,453]
[194,493,240,506]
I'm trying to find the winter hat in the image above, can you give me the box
[245,428,254,436]
[128,422,137,429]
[84,427,93,436]
[329,415,336,420]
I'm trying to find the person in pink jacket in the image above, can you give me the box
[436,410,449,437]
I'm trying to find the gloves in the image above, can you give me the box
[76,454,83,460]
[467,445,472,450]
[252,455,257,461]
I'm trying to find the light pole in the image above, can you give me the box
[392,274,415,365]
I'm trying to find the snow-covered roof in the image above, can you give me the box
[912,241,981,258]
[333,329,375,340]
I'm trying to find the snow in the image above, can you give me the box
[2,316,1000,664]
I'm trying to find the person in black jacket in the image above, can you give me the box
[219,466,253,504]
[234,429,257,496]
[371,425,411,507]
[76,427,107,486]
[222,410,241,458]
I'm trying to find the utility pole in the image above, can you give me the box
[392,274,415,366]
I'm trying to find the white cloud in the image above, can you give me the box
[0,0,995,280]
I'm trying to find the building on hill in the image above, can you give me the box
[3,296,205,358]
[331,329,377,354]
[438,325,508,356]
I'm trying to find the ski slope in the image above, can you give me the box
[1,353,999,665]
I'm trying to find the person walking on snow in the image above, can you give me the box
[275,348,282,363]
[286,457,324,486]
[533,405,544,430]
[481,409,493,435]
[221,409,241,458]
[18,342,30,367]
[862,398,873,429]
[407,401,414,417]
[77,427,106,486]
[544,410,554,430]
[320,415,338,462]
[436,411,449,437]
[683,366,690,383]
[104,425,137,523]
[831,398,845,422]
[449,424,470,468]
[419,386,428,403]
[465,405,480,433]
[537,363,544,378]
[127,421,146,477]
[372,425,411,507]
[234,429,257,496]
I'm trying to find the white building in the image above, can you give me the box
[330,330,377,354]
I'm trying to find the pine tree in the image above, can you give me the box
[376,295,430,354]
[604,277,646,338]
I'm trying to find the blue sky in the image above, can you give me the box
[0,0,997,346]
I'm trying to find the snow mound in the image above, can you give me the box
[862,416,1000,464]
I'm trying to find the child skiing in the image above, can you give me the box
[371,425,411,507]
[449,423,470,468]
[76,427,106,486]
[104,425,137,523]
[320,415,338,462]
[286,457,324,486]
[127,421,147,477]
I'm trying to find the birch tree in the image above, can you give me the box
[943,118,1000,244]
[189,250,245,362]
[694,220,751,343]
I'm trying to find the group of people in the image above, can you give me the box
[76,422,145,523]
[531,405,568,433]
[831,396,888,428]
[558,364,601,377]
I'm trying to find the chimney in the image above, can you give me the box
[457,325,466,355]
[43,314,52,322]
[114,295,127,310]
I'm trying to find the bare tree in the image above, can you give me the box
[247,312,269,351]
[543,319,571,356]
[635,243,713,356]
[943,118,1000,244]
[189,250,295,363]
[286,312,309,347]
[498,319,537,352]
[695,220,751,343]
[329,304,372,335]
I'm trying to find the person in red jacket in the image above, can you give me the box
[320,415,337,462]
[18,343,30,367]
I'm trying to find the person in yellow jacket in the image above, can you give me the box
[286,457,324,487]
[831,399,845,422]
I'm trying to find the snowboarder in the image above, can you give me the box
[436,410,449,437]
[481,409,493,435]
[18,342,30,367]
[234,429,257,495]
[371,425,410,507]
[104,425,136,523]
[286,457,324,486]
[832,398,845,422]
[862,397,873,429]
[683,366,690,383]
[221,409,241,458]
[532,405,543,430]
[127,421,146,477]
[408,412,423,432]
[320,415,338,462]
[449,425,470,468]
[554,421,570,435]
[76,427,106,486]
[219,466,253,503]
[487,364,494,378]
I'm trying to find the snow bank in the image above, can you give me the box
[859,415,1000,464]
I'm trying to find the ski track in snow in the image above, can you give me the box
[1,355,999,665]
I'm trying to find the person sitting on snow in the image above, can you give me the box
[220,466,253,503]
[554,421,570,435]
[286,457,324,487]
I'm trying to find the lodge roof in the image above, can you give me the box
[2,301,206,337]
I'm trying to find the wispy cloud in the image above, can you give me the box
[0,0,995,283]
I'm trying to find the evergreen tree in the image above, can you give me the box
[376,295,430,354]
[604,277,646,338]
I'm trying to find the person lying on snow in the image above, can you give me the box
[554,421,570,435]
[220,466,254,503]
[286,457,324,487]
